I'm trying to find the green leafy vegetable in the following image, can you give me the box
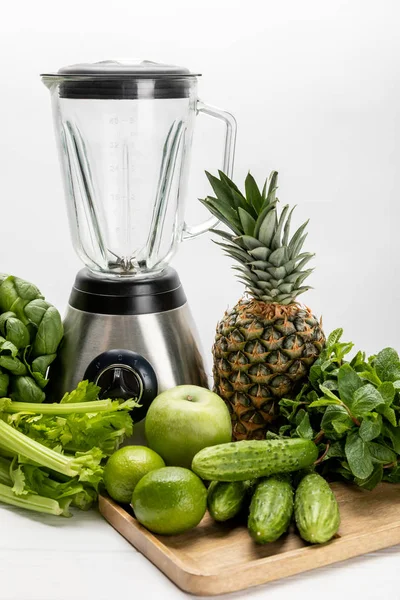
[3,381,138,456]
[321,405,353,439]
[0,380,136,516]
[354,464,383,490]
[348,384,384,417]
[295,412,313,439]
[374,348,400,383]
[345,432,373,479]
[359,414,382,442]
[0,275,63,402]
[277,329,400,489]
[337,364,363,405]
[0,481,66,516]
[0,418,103,480]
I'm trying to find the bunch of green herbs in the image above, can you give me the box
[0,380,137,516]
[271,329,400,490]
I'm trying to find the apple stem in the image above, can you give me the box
[187,396,194,401]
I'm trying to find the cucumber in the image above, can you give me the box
[248,476,293,543]
[294,472,340,544]
[207,480,250,522]
[191,438,318,482]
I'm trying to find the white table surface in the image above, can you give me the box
[1,502,399,600]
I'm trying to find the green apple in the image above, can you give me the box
[145,385,232,469]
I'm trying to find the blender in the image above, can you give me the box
[41,60,236,420]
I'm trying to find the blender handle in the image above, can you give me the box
[182,101,237,240]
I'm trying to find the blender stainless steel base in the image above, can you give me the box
[49,268,208,420]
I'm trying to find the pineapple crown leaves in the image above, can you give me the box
[200,170,314,305]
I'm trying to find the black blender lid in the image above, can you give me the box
[41,59,200,99]
[41,59,200,78]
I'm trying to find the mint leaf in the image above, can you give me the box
[294,408,307,426]
[319,385,340,401]
[348,384,384,417]
[383,423,400,453]
[378,382,395,406]
[384,465,400,483]
[337,364,363,404]
[354,464,383,490]
[377,404,397,426]
[327,328,343,346]
[358,366,383,387]
[309,398,342,408]
[374,348,400,383]
[368,442,397,464]
[332,342,354,362]
[295,412,314,440]
[333,420,355,436]
[350,350,367,371]
[309,364,323,388]
[359,414,382,442]
[324,440,345,459]
[321,379,338,392]
[306,390,320,403]
[345,432,374,479]
[321,405,353,439]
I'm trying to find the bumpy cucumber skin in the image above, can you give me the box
[191,439,318,482]
[248,476,294,544]
[294,473,340,544]
[207,480,250,522]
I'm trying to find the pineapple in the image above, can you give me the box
[201,170,325,440]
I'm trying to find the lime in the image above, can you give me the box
[132,466,207,535]
[103,446,165,504]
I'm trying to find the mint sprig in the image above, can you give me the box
[277,328,400,489]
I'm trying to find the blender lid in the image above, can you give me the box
[41,59,199,99]
[42,59,200,78]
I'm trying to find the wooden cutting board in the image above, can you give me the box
[99,482,400,596]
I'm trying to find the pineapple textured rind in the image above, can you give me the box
[213,300,325,440]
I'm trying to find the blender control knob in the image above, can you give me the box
[83,350,158,423]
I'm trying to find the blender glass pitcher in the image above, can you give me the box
[42,60,236,277]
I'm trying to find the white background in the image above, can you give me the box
[0,1,400,599]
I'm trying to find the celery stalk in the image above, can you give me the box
[0,456,12,486]
[0,482,64,515]
[0,419,80,477]
[3,400,114,415]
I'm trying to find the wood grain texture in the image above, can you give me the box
[99,482,400,596]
